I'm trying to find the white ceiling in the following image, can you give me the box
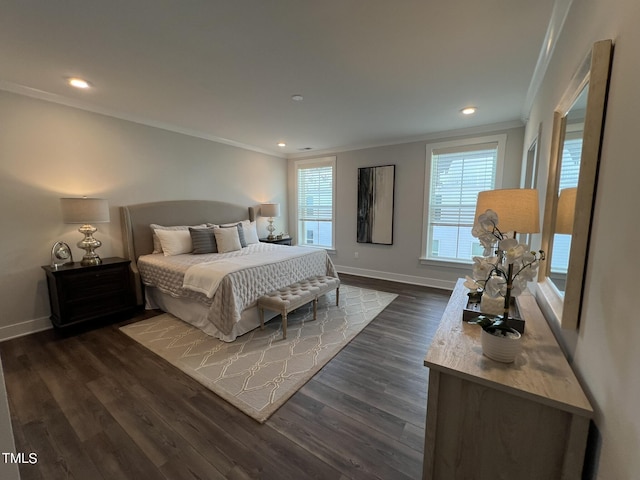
[0,1,555,158]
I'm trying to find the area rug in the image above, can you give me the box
[120,285,397,423]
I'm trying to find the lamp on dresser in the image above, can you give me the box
[60,197,110,266]
[555,187,577,234]
[260,203,280,240]
[474,188,540,236]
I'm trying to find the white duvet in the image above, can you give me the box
[182,246,316,298]
[137,243,336,335]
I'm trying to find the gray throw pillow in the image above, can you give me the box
[189,227,217,254]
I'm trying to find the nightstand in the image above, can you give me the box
[259,237,292,246]
[42,257,136,327]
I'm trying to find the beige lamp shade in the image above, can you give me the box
[260,203,280,218]
[60,198,110,224]
[475,188,540,234]
[555,187,577,234]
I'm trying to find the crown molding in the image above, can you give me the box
[0,80,286,159]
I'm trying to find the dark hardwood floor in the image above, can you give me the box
[1,275,451,480]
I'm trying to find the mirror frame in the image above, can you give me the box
[536,39,613,330]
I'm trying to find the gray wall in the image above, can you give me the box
[525,0,639,477]
[0,91,287,339]
[289,125,524,290]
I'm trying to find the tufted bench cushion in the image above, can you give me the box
[257,275,340,339]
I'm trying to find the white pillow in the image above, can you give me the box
[150,224,206,253]
[155,229,193,256]
[241,220,260,244]
[213,226,242,253]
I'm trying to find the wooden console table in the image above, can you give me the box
[423,279,593,480]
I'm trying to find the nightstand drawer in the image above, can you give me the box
[63,266,128,301]
[65,292,132,324]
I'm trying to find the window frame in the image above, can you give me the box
[294,156,337,251]
[420,134,506,266]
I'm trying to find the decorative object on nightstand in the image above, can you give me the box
[259,236,292,246]
[61,197,110,266]
[466,188,544,335]
[42,257,135,327]
[50,241,74,269]
[260,203,280,240]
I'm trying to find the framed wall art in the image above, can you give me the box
[357,164,395,245]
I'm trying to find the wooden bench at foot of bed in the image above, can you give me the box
[257,275,341,339]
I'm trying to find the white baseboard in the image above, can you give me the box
[335,265,455,291]
[0,316,52,343]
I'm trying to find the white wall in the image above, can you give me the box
[0,91,287,339]
[525,0,640,477]
[289,125,524,290]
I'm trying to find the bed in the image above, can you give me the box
[120,200,337,342]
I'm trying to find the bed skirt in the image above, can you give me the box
[144,286,277,342]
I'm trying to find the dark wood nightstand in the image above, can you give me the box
[42,257,136,327]
[259,237,292,246]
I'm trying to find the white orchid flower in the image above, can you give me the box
[472,256,498,281]
[468,208,544,301]
[477,210,499,231]
[499,238,527,264]
[464,275,482,291]
[484,275,506,298]
[472,209,507,256]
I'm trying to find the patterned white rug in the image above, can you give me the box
[120,285,397,423]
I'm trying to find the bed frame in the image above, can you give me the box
[120,200,256,304]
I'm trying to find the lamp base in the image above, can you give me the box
[77,224,103,266]
[80,255,102,266]
[267,217,276,240]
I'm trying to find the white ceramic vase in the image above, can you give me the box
[481,327,522,363]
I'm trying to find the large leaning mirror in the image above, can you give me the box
[537,39,613,329]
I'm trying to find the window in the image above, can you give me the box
[295,156,336,249]
[550,133,582,274]
[422,135,506,263]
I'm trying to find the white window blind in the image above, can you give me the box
[551,135,583,274]
[295,157,336,249]
[559,135,582,190]
[423,136,504,262]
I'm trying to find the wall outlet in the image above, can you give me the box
[354,251,359,258]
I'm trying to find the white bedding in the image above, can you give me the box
[137,243,336,339]
[182,245,316,298]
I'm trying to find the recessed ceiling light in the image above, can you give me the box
[277,142,286,147]
[291,94,304,102]
[67,77,91,89]
[461,106,477,115]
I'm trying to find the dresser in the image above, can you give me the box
[42,257,136,327]
[423,279,593,480]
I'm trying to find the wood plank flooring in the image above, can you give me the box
[0,275,450,480]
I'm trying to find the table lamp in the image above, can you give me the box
[260,203,280,240]
[60,197,110,265]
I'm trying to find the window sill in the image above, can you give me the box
[419,257,472,270]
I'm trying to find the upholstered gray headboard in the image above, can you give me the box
[120,200,256,304]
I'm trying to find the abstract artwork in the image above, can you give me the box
[357,164,395,244]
